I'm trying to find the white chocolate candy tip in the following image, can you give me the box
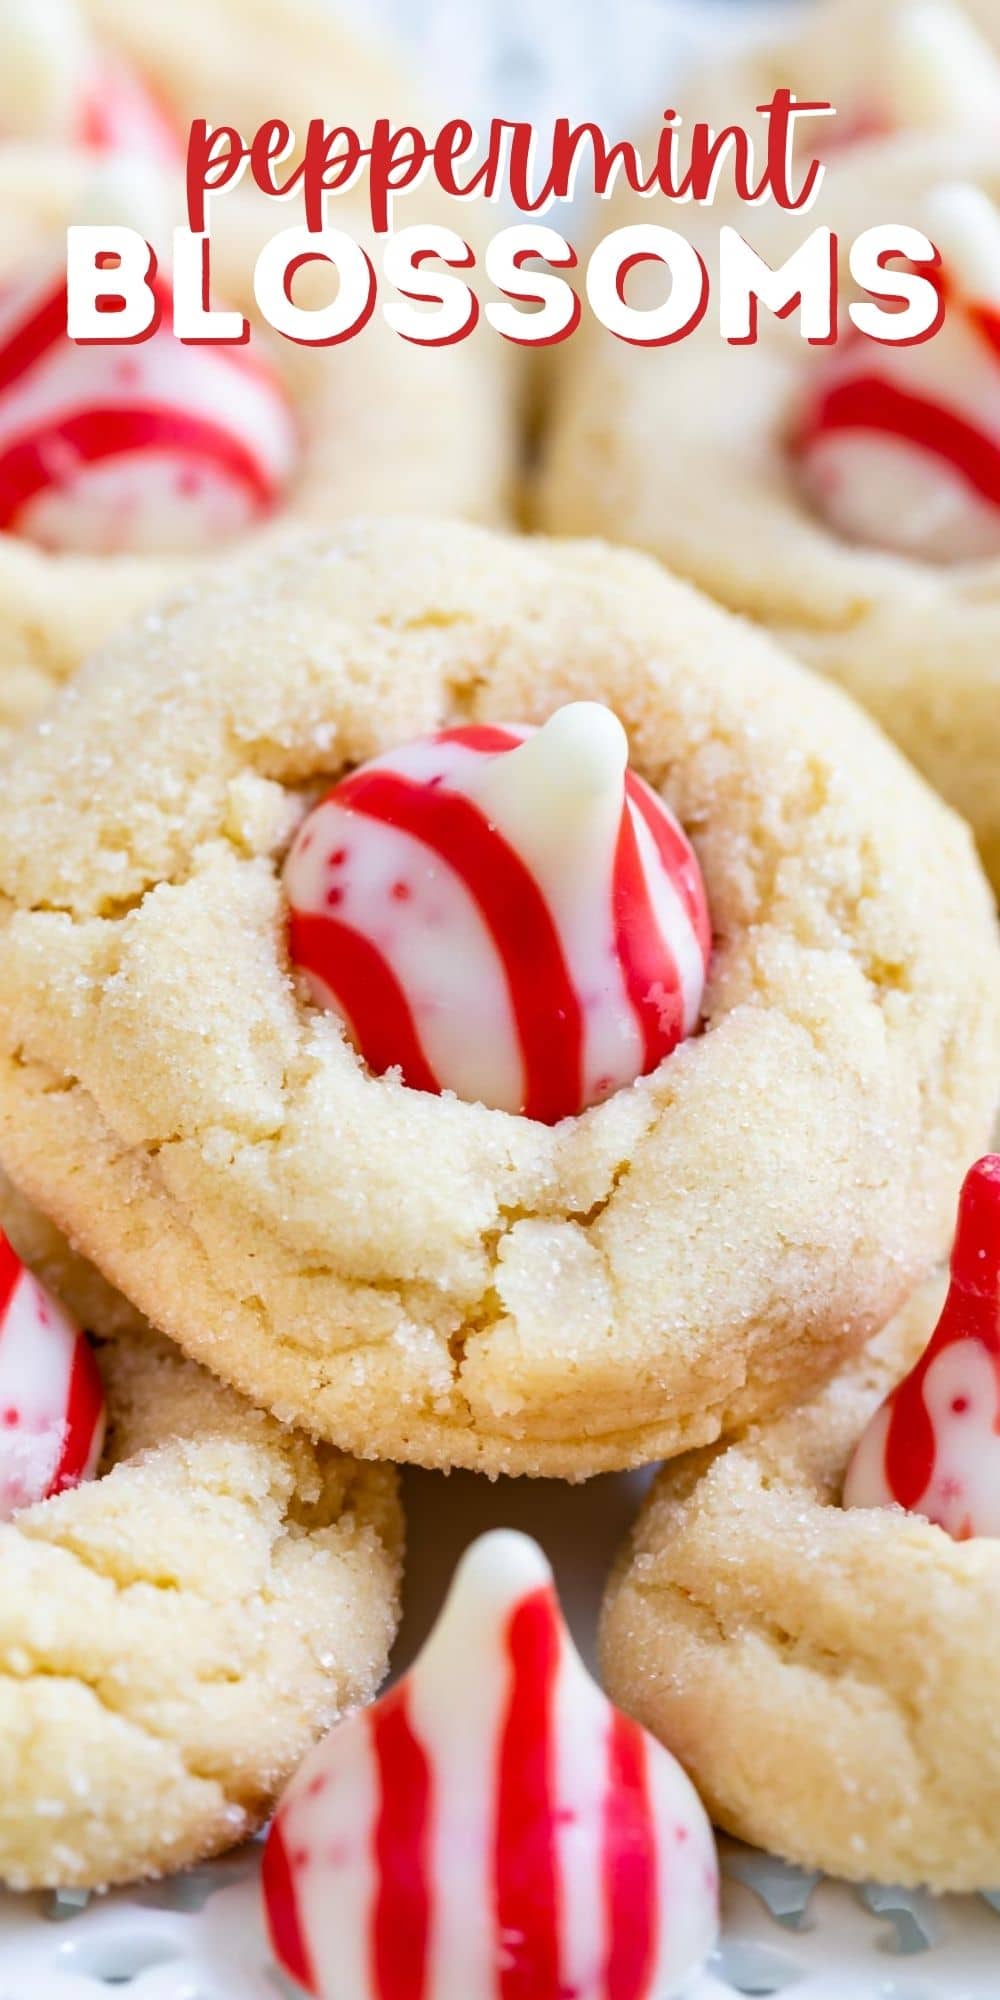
[481,701,630,803]
[437,1526,555,1620]
[263,1529,719,2000]
[284,708,711,1123]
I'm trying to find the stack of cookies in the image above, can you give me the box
[0,2,998,1990]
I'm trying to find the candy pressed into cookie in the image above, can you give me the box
[600,1254,1000,1890]
[538,100,1000,888]
[0,86,515,747]
[0,1177,402,1892]
[0,518,996,1478]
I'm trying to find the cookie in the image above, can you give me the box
[600,1278,1000,1890]
[0,143,515,748]
[0,1174,402,1891]
[536,121,1000,888]
[0,518,996,1479]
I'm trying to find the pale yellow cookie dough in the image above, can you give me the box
[537,129,1000,889]
[0,518,997,1479]
[0,1175,402,1892]
[600,1279,1000,1891]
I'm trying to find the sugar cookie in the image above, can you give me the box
[601,1278,1000,1889]
[537,125,1000,888]
[0,1175,402,1891]
[0,127,515,751]
[0,519,995,1478]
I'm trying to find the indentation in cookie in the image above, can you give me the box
[284,702,712,1123]
[794,183,1000,563]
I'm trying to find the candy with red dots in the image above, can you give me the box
[0,1227,105,1520]
[844,1156,1000,1539]
[0,0,179,159]
[793,183,1000,563]
[283,703,712,1124]
[263,1530,719,2000]
[0,258,297,555]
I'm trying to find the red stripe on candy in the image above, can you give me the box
[289,910,439,1097]
[971,303,1000,364]
[335,771,584,1124]
[433,725,525,754]
[495,1587,562,2000]
[884,1156,1000,1506]
[0,280,69,397]
[370,1686,433,2000]
[0,404,277,532]
[0,1231,21,1323]
[50,1334,105,1495]
[626,774,711,966]
[602,1712,658,2000]
[800,374,1000,511]
[613,801,684,1071]
[262,1816,320,1998]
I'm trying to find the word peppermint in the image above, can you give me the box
[66,104,947,351]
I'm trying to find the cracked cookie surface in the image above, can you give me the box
[600,1280,1000,1890]
[0,518,996,1478]
[0,1176,402,1891]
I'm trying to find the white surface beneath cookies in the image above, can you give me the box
[2,1467,999,1999]
[1,1,995,1994]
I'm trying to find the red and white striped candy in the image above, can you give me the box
[284,703,712,1124]
[263,1530,719,2000]
[0,1227,105,1521]
[74,51,181,165]
[0,0,179,160]
[794,184,1000,564]
[0,260,297,554]
[844,1155,1000,1540]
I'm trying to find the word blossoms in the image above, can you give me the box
[67,100,947,352]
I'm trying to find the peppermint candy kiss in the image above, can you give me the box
[283,704,711,1124]
[0,0,179,159]
[844,1156,1000,1540]
[794,184,1000,563]
[0,1227,105,1520]
[263,1530,719,2000]
[0,257,297,556]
